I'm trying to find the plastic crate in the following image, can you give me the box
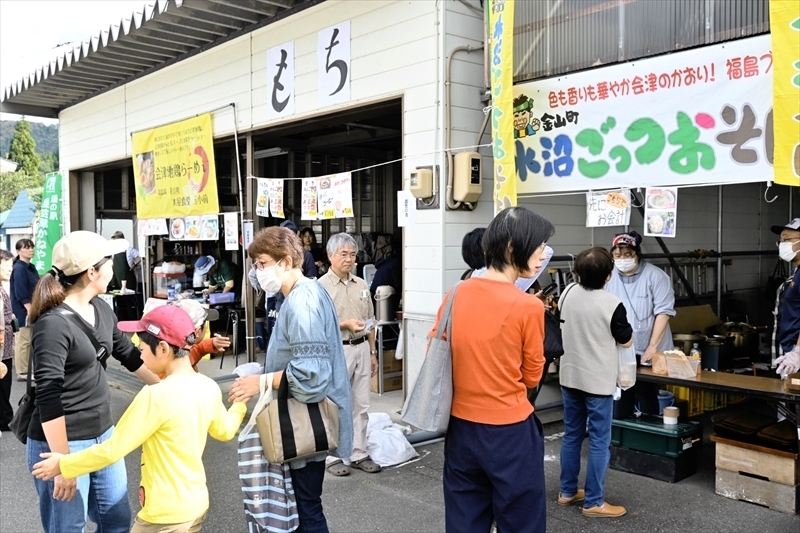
[703,391,728,411]
[611,414,702,458]
[664,385,703,417]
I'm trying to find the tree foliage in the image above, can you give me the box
[7,119,41,176]
[39,151,59,174]
[0,171,43,213]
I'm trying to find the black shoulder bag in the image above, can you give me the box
[8,309,108,444]
[543,283,577,366]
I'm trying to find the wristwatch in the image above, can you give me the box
[370,350,378,355]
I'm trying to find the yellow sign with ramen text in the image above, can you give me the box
[131,113,219,219]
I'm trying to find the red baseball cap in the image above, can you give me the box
[118,305,195,348]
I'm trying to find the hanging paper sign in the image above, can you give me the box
[397,189,417,227]
[514,35,774,195]
[131,113,219,218]
[256,178,270,217]
[200,215,219,241]
[243,221,254,250]
[267,41,295,119]
[268,179,285,218]
[139,218,168,236]
[301,178,319,220]
[223,212,239,251]
[643,187,678,238]
[317,172,354,219]
[585,189,631,227]
[318,21,351,107]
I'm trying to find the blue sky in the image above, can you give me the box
[0,0,154,124]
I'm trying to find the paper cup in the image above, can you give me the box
[120,280,127,292]
[663,406,679,425]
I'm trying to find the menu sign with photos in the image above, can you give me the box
[224,212,239,250]
[269,179,285,218]
[585,189,631,227]
[301,178,319,220]
[255,179,270,217]
[317,172,354,219]
[644,187,678,238]
[168,215,219,241]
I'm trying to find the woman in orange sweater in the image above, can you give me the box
[436,206,553,533]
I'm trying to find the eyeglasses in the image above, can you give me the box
[334,252,356,260]
[92,256,112,269]
[612,252,636,259]
[251,259,276,271]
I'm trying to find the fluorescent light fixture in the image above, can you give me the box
[251,147,288,159]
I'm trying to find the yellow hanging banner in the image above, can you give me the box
[489,0,516,213]
[132,113,220,219]
[770,0,800,185]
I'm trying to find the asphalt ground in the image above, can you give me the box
[1,352,798,532]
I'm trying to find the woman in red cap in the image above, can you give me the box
[605,231,676,419]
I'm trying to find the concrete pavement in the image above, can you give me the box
[1,351,798,532]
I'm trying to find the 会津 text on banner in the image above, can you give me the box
[132,113,220,219]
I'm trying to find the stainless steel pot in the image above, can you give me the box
[714,322,759,358]
[672,333,706,355]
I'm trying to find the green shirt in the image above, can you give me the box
[210,259,237,293]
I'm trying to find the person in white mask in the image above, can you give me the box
[771,219,800,377]
[605,231,676,419]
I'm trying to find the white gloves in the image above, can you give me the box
[775,346,800,378]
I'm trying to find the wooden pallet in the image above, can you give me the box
[712,435,799,514]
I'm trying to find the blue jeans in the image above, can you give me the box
[291,459,328,533]
[559,387,613,509]
[27,426,131,533]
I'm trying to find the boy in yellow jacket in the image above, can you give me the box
[32,305,247,532]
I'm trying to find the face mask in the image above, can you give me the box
[256,264,283,292]
[615,258,637,273]
[779,242,798,262]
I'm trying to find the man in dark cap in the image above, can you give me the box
[771,218,800,378]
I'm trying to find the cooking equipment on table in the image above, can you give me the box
[714,322,760,360]
[672,333,706,356]
[700,335,734,370]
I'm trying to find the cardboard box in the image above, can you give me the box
[381,350,403,374]
[669,304,722,335]
[371,375,402,394]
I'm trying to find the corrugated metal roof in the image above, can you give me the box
[1,0,322,118]
[1,190,38,229]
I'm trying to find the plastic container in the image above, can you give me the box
[167,286,176,302]
[689,343,702,360]
[611,414,701,458]
[664,385,703,417]
[657,389,675,415]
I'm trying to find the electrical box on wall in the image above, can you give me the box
[453,152,482,203]
[409,168,433,198]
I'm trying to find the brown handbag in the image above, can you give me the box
[256,372,339,464]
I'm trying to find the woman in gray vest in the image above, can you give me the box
[604,231,676,418]
[559,247,633,518]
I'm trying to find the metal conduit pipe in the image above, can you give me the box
[445,44,484,210]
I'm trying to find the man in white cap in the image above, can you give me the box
[194,255,238,295]
[772,218,800,378]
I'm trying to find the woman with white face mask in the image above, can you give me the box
[771,219,800,377]
[229,226,354,532]
[604,231,676,419]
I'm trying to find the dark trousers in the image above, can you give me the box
[613,354,660,419]
[444,415,546,533]
[0,358,13,429]
[291,460,328,533]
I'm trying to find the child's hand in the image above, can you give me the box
[32,452,64,481]
[212,334,230,352]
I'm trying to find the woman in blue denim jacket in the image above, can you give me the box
[231,227,353,533]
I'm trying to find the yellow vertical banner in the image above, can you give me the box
[771,0,800,185]
[489,0,516,213]
[131,113,220,219]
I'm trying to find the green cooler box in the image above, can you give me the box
[611,414,701,457]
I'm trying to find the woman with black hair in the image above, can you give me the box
[10,238,39,381]
[25,231,159,533]
[558,247,633,518]
[459,227,486,280]
[440,207,552,533]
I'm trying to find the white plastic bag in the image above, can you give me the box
[617,345,637,391]
[366,413,418,467]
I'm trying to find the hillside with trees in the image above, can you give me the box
[0,119,58,159]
